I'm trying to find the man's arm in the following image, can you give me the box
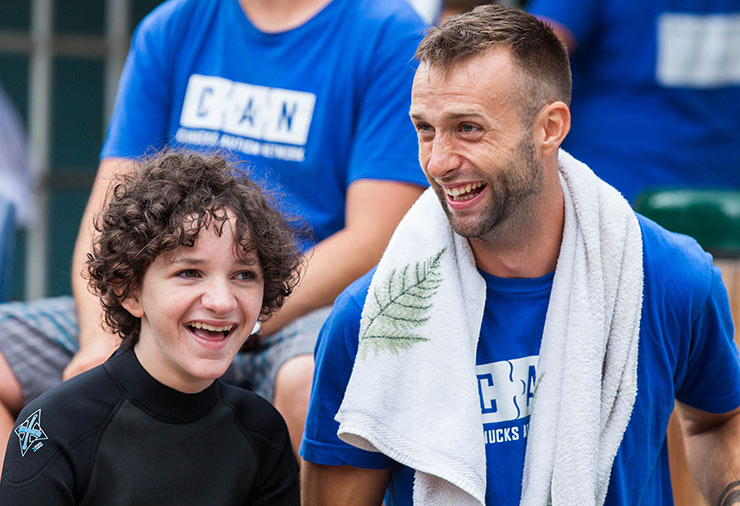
[677,401,740,505]
[258,179,424,336]
[66,157,137,379]
[301,462,390,506]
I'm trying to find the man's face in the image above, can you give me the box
[123,211,265,393]
[409,49,543,240]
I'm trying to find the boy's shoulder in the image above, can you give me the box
[216,382,299,502]
[218,381,290,442]
[3,363,122,485]
[15,362,121,442]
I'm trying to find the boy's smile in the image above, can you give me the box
[186,321,235,339]
[122,212,265,393]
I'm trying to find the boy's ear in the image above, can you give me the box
[120,287,144,318]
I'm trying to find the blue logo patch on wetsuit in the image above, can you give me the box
[14,409,48,457]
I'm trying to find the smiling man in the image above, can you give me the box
[300,5,740,506]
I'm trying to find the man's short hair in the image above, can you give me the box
[416,4,571,123]
[86,151,302,348]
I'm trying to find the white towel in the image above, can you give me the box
[336,150,643,506]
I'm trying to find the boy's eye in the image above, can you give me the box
[177,269,200,279]
[235,271,256,281]
[460,123,478,133]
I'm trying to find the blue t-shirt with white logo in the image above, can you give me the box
[475,271,552,505]
[301,214,740,505]
[101,0,429,250]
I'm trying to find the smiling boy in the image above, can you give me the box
[0,152,301,505]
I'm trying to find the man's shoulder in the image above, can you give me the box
[637,213,716,307]
[341,267,376,308]
[314,269,375,352]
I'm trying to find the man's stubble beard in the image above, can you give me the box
[437,133,544,241]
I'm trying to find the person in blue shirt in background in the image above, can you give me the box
[525,0,740,203]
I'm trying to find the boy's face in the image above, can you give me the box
[122,212,264,393]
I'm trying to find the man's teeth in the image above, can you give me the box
[446,182,485,200]
[188,322,234,333]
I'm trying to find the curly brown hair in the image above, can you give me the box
[86,151,302,348]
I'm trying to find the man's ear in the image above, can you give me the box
[120,286,144,318]
[535,101,570,158]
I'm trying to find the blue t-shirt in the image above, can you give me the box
[526,0,740,202]
[101,0,429,250]
[301,214,740,505]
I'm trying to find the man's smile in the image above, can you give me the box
[444,181,487,202]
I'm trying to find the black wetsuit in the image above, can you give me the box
[0,348,299,505]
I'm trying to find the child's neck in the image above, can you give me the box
[133,345,215,394]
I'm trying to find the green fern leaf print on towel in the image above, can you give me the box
[359,248,445,355]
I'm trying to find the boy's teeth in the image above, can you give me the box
[188,322,234,332]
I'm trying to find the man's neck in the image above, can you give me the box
[470,161,565,279]
[239,0,332,33]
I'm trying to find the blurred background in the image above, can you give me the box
[0,0,526,302]
[1,0,163,301]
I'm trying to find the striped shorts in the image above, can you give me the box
[0,295,331,403]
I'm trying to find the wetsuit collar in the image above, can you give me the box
[104,348,220,422]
